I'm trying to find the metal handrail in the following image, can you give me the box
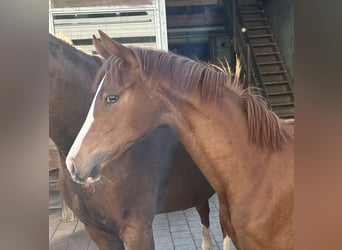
[222,0,248,83]
[223,0,271,104]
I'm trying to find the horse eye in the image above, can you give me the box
[105,95,120,104]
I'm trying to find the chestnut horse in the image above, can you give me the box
[66,30,294,250]
[49,34,218,249]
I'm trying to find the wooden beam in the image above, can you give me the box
[167,12,226,27]
[166,0,219,7]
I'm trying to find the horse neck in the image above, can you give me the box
[162,87,263,194]
[162,85,293,212]
[49,45,100,154]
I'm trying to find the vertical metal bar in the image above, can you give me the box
[49,0,55,34]
[247,43,251,87]
[155,0,168,51]
[210,36,216,63]
[232,0,236,51]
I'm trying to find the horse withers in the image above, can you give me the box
[49,34,217,250]
[66,30,294,249]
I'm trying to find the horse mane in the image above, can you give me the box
[132,48,242,103]
[240,89,293,151]
[99,46,292,151]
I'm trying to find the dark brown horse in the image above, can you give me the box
[66,30,294,250]
[49,34,217,249]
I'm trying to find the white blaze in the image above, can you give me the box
[65,73,107,173]
[202,224,213,250]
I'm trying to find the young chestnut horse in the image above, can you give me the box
[50,34,218,250]
[66,30,294,250]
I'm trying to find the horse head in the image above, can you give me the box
[66,30,165,184]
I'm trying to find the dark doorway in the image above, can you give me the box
[168,43,210,61]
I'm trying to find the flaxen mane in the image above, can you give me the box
[98,46,292,151]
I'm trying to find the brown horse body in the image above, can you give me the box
[49,34,216,249]
[67,31,294,249]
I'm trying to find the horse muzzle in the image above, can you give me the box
[66,158,102,184]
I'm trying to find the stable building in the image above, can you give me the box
[49,0,293,118]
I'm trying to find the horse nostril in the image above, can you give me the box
[89,165,101,179]
[70,163,76,177]
[66,158,77,177]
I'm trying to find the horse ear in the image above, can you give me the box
[98,30,139,68]
[92,35,110,59]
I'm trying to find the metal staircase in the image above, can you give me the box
[224,0,294,118]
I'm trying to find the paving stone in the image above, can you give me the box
[174,244,197,250]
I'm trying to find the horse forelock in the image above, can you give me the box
[92,55,125,93]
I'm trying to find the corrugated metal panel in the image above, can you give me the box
[52,10,158,54]
[54,14,156,40]
[50,1,168,54]
[54,25,155,40]
[78,42,156,54]
[51,0,153,8]
[53,14,154,25]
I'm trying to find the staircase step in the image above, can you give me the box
[49,184,59,191]
[271,102,294,107]
[49,176,59,191]
[268,91,293,96]
[278,114,294,119]
[49,204,62,210]
[241,10,264,14]
[246,25,271,30]
[252,42,276,47]
[243,17,267,22]
[238,3,261,6]
[255,52,280,56]
[49,179,58,184]
[264,80,289,85]
[258,61,283,66]
[261,70,287,75]
[248,34,273,38]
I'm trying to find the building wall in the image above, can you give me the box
[262,0,294,80]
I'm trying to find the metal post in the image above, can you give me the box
[49,0,54,34]
[155,0,168,51]
[232,0,237,51]
[247,43,251,87]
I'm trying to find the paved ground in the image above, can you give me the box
[49,194,236,250]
